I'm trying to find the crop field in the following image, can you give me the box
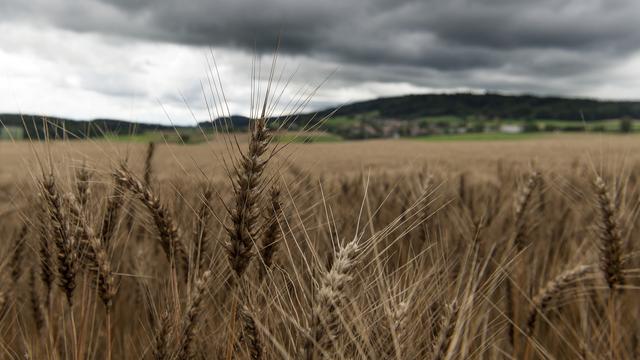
[0,132,639,359]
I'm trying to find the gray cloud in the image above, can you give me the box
[2,0,640,118]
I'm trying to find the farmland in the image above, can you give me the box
[1,132,639,359]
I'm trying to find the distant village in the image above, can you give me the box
[317,116,635,140]
[1,117,635,141]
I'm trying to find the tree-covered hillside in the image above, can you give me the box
[300,93,640,122]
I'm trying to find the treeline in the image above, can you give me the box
[0,114,187,140]
[306,93,640,121]
[4,93,640,140]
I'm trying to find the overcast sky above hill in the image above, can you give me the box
[2,0,640,124]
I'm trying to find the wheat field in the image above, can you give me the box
[0,131,639,359]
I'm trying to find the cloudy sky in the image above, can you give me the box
[2,0,640,125]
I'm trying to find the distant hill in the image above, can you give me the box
[197,115,251,129]
[293,93,640,123]
[0,113,188,140]
[3,93,640,140]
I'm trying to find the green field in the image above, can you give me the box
[273,133,343,143]
[412,132,543,142]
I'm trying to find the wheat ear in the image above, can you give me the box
[193,185,213,276]
[513,170,541,250]
[305,240,360,359]
[526,264,592,335]
[225,118,272,278]
[41,173,78,306]
[176,270,211,360]
[143,141,155,186]
[37,202,54,310]
[115,165,189,280]
[9,224,28,285]
[29,269,45,333]
[240,304,263,360]
[153,310,172,360]
[100,174,125,246]
[432,300,460,360]
[594,176,625,290]
[258,186,283,281]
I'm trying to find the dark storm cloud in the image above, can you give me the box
[3,0,640,97]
